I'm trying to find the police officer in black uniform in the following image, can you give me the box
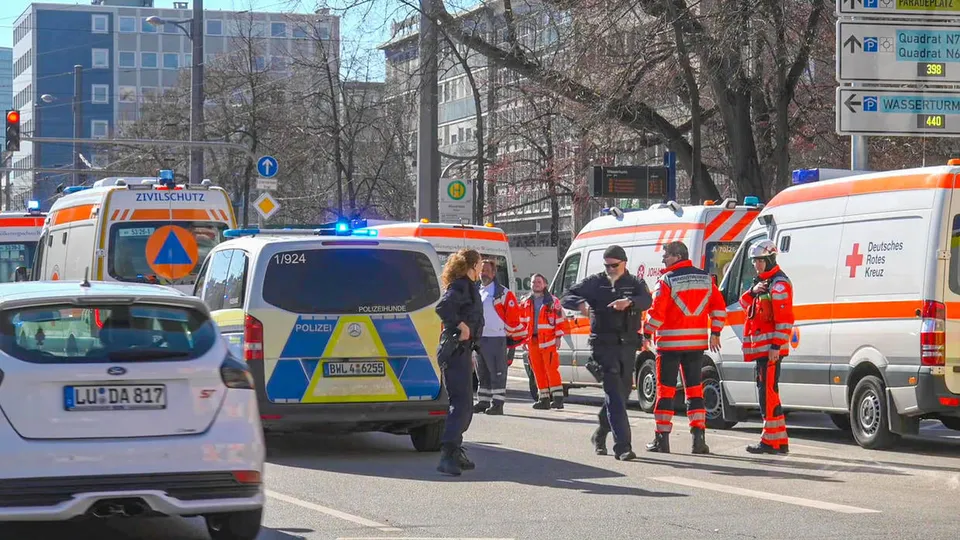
[435,248,485,476]
[562,245,652,461]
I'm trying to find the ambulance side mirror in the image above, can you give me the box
[13,266,28,282]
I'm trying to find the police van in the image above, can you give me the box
[550,198,762,425]
[0,201,46,283]
[32,171,236,294]
[710,163,960,449]
[192,221,449,451]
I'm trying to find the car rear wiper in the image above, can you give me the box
[106,349,191,360]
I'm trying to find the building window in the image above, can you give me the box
[92,49,109,68]
[163,22,179,34]
[317,25,330,40]
[118,51,136,68]
[293,26,307,38]
[92,14,108,34]
[183,53,192,68]
[119,86,137,103]
[91,84,109,104]
[270,56,288,71]
[271,22,286,37]
[253,56,266,71]
[163,53,179,69]
[206,20,222,35]
[141,18,157,33]
[141,87,158,103]
[141,52,158,68]
[91,120,109,139]
[119,16,136,33]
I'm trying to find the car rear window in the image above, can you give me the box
[0,303,217,363]
[261,247,441,314]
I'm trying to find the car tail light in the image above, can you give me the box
[921,300,945,366]
[221,356,255,389]
[231,470,261,484]
[244,314,263,362]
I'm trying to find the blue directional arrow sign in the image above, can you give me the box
[257,155,278,178]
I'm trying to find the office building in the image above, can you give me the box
[0,47,12,154]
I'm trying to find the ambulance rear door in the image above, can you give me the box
[941,174,960,394]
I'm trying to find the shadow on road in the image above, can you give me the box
[266,433,684,499]
[635,454,845,483]
[0,518,307,540]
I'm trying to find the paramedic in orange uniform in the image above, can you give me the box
[519,273,566,410]
[740,239,794,455]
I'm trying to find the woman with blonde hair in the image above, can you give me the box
[435,248,485,476]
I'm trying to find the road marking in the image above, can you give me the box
[266,489,402,532]
[650,476,881,514]
[507,376,529,383]
[337,538,515,540]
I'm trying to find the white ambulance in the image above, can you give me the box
[32,171,237,295]
[0,201,46,283]
[549,199,762,426]
[709,162,960,449]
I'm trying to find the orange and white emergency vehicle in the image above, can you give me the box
[32,171,237,295]
[547,198,762,425]
[0,201,46,283]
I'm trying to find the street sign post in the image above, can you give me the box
[837,21,960,83]
[836,87,960,136]
[253,192,280,220]
[837,0,960,19]
[438,177,473,224]
[256,155,278,178]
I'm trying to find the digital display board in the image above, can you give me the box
[591,166,669,199]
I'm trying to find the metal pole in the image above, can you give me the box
[851,135,868,170]
[416,0,439,222]
[73,64,82,186]
[189,0,205,183]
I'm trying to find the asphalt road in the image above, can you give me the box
[5,365,960,540]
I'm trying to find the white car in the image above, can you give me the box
[0,280,264,539]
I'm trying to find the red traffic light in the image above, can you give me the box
[6,111,19,124]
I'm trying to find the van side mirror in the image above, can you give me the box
[13,266,28,282]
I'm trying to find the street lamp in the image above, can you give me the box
[37,64,84,188]
[146,0,204,184]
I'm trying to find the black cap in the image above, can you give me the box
[603,245,627,261]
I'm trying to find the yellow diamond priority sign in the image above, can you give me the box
[254,192,280,220]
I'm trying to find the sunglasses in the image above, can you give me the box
[604,262,622,269]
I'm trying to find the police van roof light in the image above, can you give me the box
[224,228,261,238]
[352,228,379,237]
[743,196,761,206]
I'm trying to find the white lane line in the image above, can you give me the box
[337,538,515,540]
[266,489,403,532]
[506,376,529,383]
[650,476,881,514]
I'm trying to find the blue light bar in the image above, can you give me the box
[792,169,819,185]
[63,186,91,194]
[26,200,40,212]
[352,228,379,237]
[224,228,260,238]
[158,169,175,182]
[743,196,761,206]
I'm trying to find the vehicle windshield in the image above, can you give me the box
[705,242,739,284]
[437,252,509,285]
[0,242,36,283]
[262,248,441,314]
[0,303,217,364]
[107,221,226,286]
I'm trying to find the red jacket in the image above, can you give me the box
[740,265,794,362]
[644,260,726,352]
[519,292,564,350]
[488,281,526,347]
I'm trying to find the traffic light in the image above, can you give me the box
[5,110,20,152]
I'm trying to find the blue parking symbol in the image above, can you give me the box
[863,37,878,53]
[864,0,878,7]
[863,96,878,112]
[257,156,278,178]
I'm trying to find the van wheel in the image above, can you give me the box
[850,375,901,449]
[702,365,737,429]
[410,421,443,452]
[635,358,656,413]
[829,413,852,431]
[940,416,960,431]
[205,508,262,540]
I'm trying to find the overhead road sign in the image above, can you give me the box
[837,21,960,83]
[257,155,278,178]
[837,0,960,19]
[836,87,960,136]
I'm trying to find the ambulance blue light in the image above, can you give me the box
[224,228,260,238]
[743,196,760,206]
[26,200,40,213]
[158,169,175,181]
[63,186,91,194]
[792,169,819,185]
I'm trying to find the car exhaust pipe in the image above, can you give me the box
[124,501,147,516]
[91,502,126,518]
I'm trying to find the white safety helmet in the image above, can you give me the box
[748,239,778,260]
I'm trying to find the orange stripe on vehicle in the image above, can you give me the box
[220,209,230,221]
[52,204,95,225]
[720,212,756,241]
[653,230,668,252]
[766,172,956,209]
[120,209,130,221]
[0,217,44,227]
[704,210,734,240]
[110,210,120,221]
[172,209,211,220]
[578,222,704,241]
[130,209,171,221]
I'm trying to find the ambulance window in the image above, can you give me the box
[704,242,739,286]
[107,221,227,285]
[721,235,762,305]
[438,252,508,285]
[32,233,46,281]
[949,215,960,295]
[551,253,581,296]
[0,243,38,284]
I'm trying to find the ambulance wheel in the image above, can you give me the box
[410,421,443,452]
[829,413,852,431]
[635,357,656,413]
[702,365,737,430]
[850,375,901,449]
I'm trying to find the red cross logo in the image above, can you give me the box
[845,243,864,278]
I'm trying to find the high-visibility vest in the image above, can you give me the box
[644,259,727,352]
[740,266,794,362]
[519,292,564,350]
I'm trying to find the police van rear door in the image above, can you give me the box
[251,239,444,404]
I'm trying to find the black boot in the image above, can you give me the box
[532,398,551,410]
[691,427,710,455]
[472,401,490,414]
[484,402,504,415]
[457,447,476,470]
[550,395,564,409]
[437,444,462,476]
[590,429,608,456]
[646,432,671,453]
[745,442,779,455]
